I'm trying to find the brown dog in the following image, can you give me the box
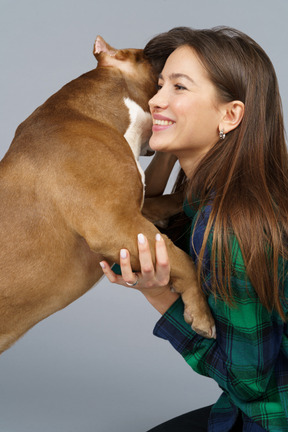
[0,37,215,354]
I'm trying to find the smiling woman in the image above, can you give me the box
[100,26,288,432]
[148,45,244,176]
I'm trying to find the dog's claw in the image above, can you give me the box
[211,325,217,339]
[192,324,217,339]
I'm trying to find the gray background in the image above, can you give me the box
[0,1,287,431]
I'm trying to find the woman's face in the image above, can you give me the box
[148,45,224,166]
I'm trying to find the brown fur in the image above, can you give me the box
[0,37,214,354]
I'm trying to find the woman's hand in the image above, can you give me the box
[100,233,180,314]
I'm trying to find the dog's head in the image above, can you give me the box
[94,36,156,157]
[94,36,157,108]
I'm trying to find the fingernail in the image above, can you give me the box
[99,261,105,269]
[120,249,127,259]
[138,233,145,244]
[155,233,162,241]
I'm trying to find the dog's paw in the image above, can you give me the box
[184,308,216,339]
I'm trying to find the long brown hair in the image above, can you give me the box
[144,27,288,320]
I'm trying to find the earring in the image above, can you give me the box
[219,129,226,140]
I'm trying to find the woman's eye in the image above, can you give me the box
[156,83,163,91]
[175,84,187,90]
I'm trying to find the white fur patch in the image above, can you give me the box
[123,97,152,191]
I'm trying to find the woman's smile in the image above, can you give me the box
[152,114,175,131]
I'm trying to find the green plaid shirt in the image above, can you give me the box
[153,202,288,431]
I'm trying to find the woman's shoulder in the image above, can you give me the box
[183,196,212,225]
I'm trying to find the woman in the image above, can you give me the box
[100,27,288,431]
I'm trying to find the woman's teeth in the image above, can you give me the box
[153,119,174,126]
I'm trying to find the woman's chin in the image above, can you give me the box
[149,137,167,153]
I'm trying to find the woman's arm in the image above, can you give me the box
[100,230,287,430]
[100,233,180,314]
[151,206,287,429]
[144,152,177,198]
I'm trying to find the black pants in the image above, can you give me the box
[147,405,243,432]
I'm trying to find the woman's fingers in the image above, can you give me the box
[137,233,155,281]
[155,234,170,286]
[100,233,171,290]
[99,261,122,284]
[119,249,138,286]
[137,233,170,287]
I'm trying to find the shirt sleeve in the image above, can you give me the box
[153,224,287,407]
[154,292,284,402]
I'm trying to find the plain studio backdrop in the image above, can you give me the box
[0,1,287,431]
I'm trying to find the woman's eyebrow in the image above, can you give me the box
[158,72,195,84]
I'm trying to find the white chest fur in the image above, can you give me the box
[123,97,152,194]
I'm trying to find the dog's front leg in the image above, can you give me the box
[80,211,215,339]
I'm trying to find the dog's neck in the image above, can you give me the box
[123,97,152,191]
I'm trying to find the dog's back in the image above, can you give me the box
[0,38,156,352]
[0,37,215,354]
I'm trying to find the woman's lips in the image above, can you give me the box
[152,115,175,132]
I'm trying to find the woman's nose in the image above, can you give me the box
[149,88,168,111]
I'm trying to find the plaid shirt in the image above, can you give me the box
[153,202,288,431]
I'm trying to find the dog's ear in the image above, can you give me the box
[93,36,144,77]
[93,36,118,66]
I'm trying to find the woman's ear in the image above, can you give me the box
[219,101,245,135]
